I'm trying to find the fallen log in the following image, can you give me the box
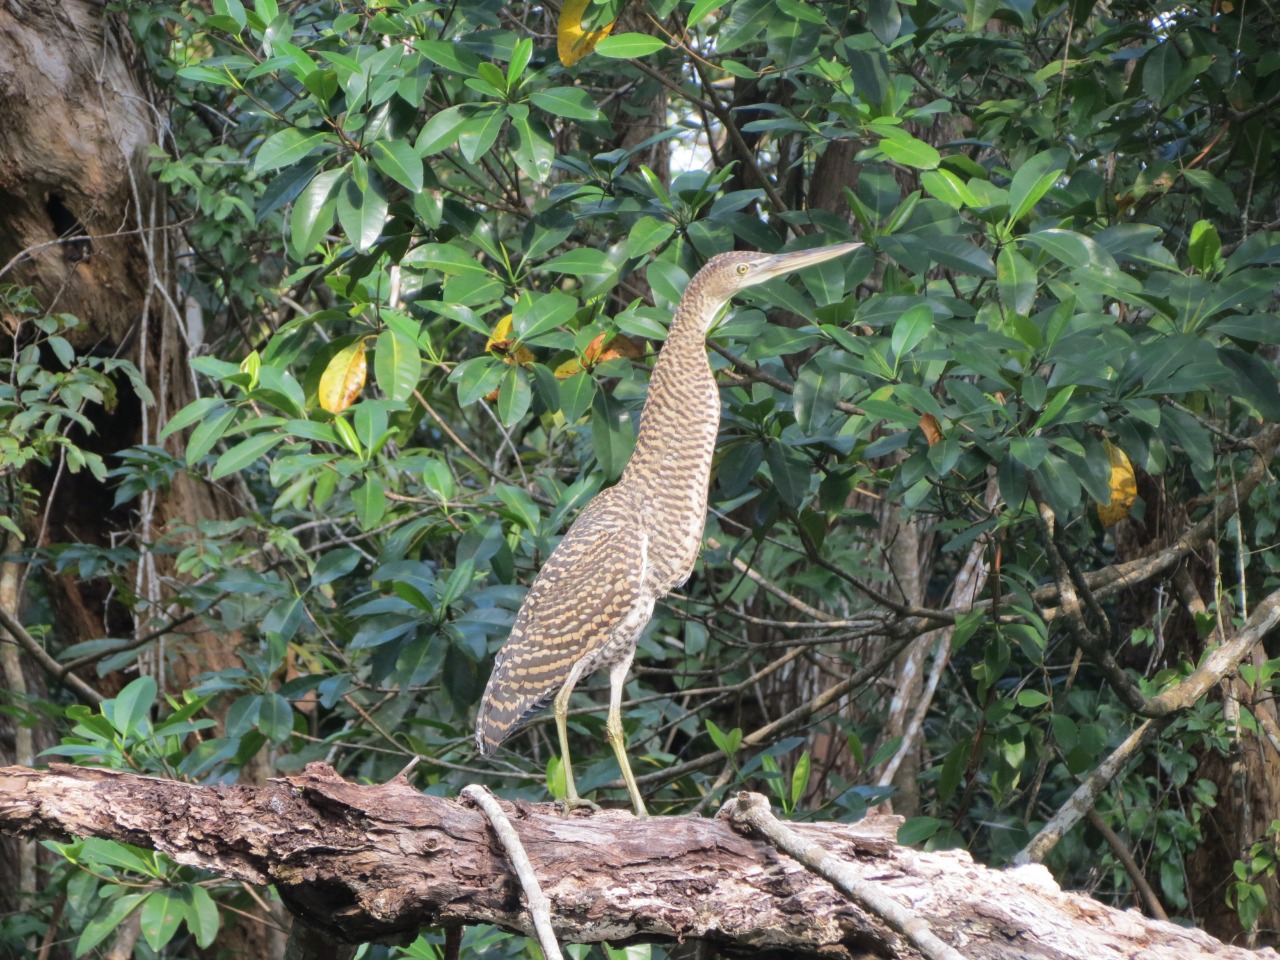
[0,762,1271,959]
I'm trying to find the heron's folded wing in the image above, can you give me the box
[475,489,647,753]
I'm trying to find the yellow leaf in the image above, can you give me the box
[486,314,535,366]
[919,413,942,446]
[558,0,616,67]
[554,358,584,378]
[584,332,642,365]
[1096,441,1137,528]
[319,340,367,413]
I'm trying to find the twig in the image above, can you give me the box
[723,793,965,960]
[1014,718,1169,866]
[705,536,837,622]
[460,785,563,960]
[0,605,103,705]
[1083,807,1168,920]
[637,631,917,786]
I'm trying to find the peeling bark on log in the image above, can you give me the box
[0,762,1273,960]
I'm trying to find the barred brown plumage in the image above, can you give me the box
[475,240,863,817]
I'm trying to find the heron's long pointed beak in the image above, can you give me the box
[753,241,863,281]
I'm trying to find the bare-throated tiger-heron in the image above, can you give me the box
[475,241,863,817]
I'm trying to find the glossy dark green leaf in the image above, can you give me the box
[335,172,389,253]
[254,127,330,173]
[594,33,667,58]
[997,245,1036,316]
[591,389,635,481]
[897,816,941,846]
[559,371,595,423]
[370,139,423,193]
[457,107,505,164]
[497,365,532,426]
[374,329,420,402]
[509,111,555,183]
[139,890,184,952]
[289,167,343,259]
[530,87,602,122]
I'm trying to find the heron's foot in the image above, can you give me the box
[557,795,601,816]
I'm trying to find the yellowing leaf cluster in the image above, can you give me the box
[486,314,536,366]
[553,332,642,378]
[1096,441,1137,528]
[558,0,616,66]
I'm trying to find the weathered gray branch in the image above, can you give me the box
[0,763,1274,960]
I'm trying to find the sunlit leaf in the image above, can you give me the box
[318,340,367,413]
[1095,441,1137,528]
[558,0,616,66]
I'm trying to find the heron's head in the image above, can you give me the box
[694,241,863,306]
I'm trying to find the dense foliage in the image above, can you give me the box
[5,0,1280,954]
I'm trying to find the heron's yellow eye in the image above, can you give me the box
[736,263,750,276]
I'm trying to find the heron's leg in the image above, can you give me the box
[606,652,649,818]
[552,662,598,813]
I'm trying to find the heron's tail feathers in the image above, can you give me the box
[474,668,559,756]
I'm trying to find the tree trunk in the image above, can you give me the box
[0,2,273,954]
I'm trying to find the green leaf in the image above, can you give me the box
[353,476,387,529]
[311,548,361,589]
[688,0,723,25]
[185,405,238,464]
[509,111,555,183]
[1017,689,1051,708]
[108,676,157,737]
[187,885,220,948]
[258,692,295,743]
[765,442,810,508]
[530,87,602,122]
[495,484,540,531]
[177,64,240,88]
[1188,220,1221,274]
[921,169,976,210]
[1021,228,1091,269]
[791,750,812,807]
[457,106,505,164]
[706,719,741,757]
[890,303,933,360]
[591,389,635,481]
[336,172,390,253]
[507,37,533,87]
[1183,169,1239,216]
[370,140,423,193]
[997,246,1036,315]
[76,893,147,955]
[403,242,491,276]
[289,168,343,259]
[159,397,226,442]
[413,38,482,78]
[559,370,595,422]
[875,129,940,170]
[374,329,420,402]
[1006,151,1063,224]
[626,216,676,258]
[1143,39,1180,107]
[415,105,469,155]
[497,366,532,426]
[140,889,184,952]
[594,33,667,59]
[254,128,329,173]
[212,432,285,479]
[450,356,505,407]
[513,292,577,341]
[540,247,611,276]
[897,816,941,846]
